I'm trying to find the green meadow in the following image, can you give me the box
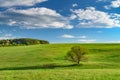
[0,44,120,80]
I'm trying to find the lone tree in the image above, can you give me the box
[66,46,88,65]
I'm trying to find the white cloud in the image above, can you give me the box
[104,6,110,9]
[78,36,87,39]
[0,0,47,7]
[0,7,73,29]
[71,7,120,28]
[111,0,120,8]
[70,14,77,20]
[61,34,95,43]
[103,0,120,9]
[11,8,61,16]
[61,34,75,38]
[72,4,78,7]
[0,34,15,40]
[8,19,17,26]
[61,34,87,39]
[109,41,120,43]
[78,39,96,43]
[4,34,12,37]
[97,0,108,2]
[0,37,15,40]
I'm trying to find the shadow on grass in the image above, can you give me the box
[0,64,81,71]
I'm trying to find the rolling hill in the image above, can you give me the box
[0,44,120,80]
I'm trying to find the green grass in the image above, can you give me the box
[0,44,120,80]
[1,69,120,80]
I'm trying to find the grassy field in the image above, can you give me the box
[0,44,120,80]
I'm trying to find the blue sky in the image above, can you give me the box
[0,0,120,43]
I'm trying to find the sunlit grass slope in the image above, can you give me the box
[0,44,120,80]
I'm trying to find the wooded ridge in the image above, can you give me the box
[0,38,49,46]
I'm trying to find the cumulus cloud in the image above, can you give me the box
[0,0,47,7]
[71,7,120,28]
[78,39,96,43]
[104,0,120,9]
[72,4,78,7]
[0,7,73,29]
[110,0,120,8]
[70,14,77,20]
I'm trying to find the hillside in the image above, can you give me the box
[0,38,49,46]
[0,44,120,80]
[0,44,120,69]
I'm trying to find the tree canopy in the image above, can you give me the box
[66,46,88,65]
[0,38,49,46]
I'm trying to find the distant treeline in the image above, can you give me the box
[0,38,49,46]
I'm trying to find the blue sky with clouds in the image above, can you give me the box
[0,0,120,43]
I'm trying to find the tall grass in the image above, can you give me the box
[0,69,120,80]
[0,44,120,80]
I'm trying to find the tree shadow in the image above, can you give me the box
[0,64,81,71]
